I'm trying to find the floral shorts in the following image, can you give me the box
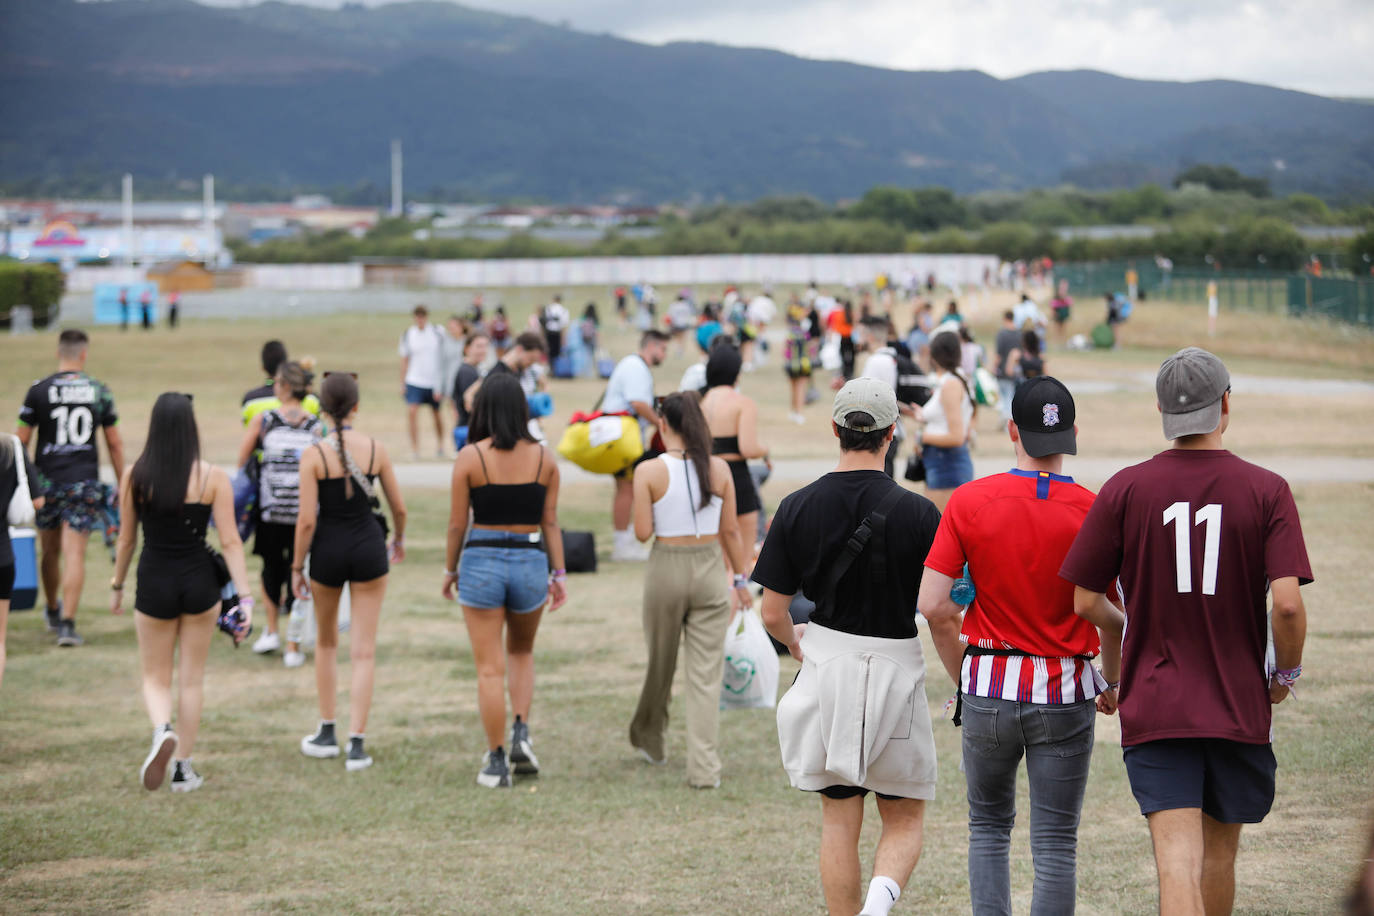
[36,480,110,533]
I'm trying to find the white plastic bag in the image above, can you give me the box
[721,609,780,709]
[6,434,35,527]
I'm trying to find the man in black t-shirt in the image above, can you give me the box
[752,377,941,916]
[450,332,489,448]
[16,330,125,647]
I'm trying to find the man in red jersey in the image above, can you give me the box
[1061,347,1311,916]
[920,376,1122,915]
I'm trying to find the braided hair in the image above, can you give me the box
[320,372,360,497]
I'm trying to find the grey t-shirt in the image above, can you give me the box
[994,328,1020,379]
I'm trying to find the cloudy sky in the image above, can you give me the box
[215,0,1374,96]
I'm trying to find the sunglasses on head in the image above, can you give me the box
[180,392,193,402]
[323,371,359,380]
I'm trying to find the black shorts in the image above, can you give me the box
[254,522,297,607]
[1123,738,1277,824]
[310,522,388,589]
[727,459,761,515]
[135,553,220,620]
[817,785,903,801]
[0,563,13,601]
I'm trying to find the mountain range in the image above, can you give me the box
[3,0,1373,202]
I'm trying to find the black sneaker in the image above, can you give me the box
[57,619,83,647]
[509,717,539,776]
[345,736,372,772]
[477,747,511,788]
[300,722,340,759]
[140,724,178,790]
[45,603,62,633]
[170,759,204,793]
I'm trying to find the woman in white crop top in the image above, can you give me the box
[629,391,753,789]
[916,330,977,511]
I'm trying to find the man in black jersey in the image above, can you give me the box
[16,330,125,646]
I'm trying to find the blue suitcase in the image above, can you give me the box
[8,527,38,611]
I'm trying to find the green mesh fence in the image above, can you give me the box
[1055,260,1372,327]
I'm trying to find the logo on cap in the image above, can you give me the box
[1042,403,1059,427]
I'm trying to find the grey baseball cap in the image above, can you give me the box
[1156,347,1230,439]
[833,377,898,431]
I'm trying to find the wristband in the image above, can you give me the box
[551,568,566,577]
[1105,681,1120,691]
[732,574,748,589]
[291,566,305,573]
[1273,665,1302,687]
[110,581,124,591]
[238,596,255,607]
[443,569,457,577]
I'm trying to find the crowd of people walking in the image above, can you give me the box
[1,284,1320,915]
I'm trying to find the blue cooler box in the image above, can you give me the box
[8,527,38,611]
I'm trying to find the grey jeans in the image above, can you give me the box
[961,695,1096,916]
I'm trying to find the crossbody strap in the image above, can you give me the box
[821,486,906,597]
[326,437,379,505]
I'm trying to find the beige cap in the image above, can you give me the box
[832,377,899,431]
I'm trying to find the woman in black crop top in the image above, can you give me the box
[111,393,253,793]
[443,373,566,789]
[698,343,769,574]
[292,372,407,773]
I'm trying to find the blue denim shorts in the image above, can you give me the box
[458,532,549,613]
[404,384,437,407]
[923,444,974,489]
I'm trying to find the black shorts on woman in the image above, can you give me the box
[308,440,389,589]
[711,436,760,515]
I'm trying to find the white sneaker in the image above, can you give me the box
[170,760,205,793]
[140,725,178,791]
[788,412,806,425]
[252,631,281,654]
[283,650,306,668]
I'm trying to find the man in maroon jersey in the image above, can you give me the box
[1061,347,1311,916]
[920,376,1122,915]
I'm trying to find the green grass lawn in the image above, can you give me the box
[1,299,1372,913]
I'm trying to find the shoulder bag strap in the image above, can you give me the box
[821,486,906,597]
[11,434,31,498]
[326,438,379,505]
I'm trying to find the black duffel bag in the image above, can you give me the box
[561,530,597,573]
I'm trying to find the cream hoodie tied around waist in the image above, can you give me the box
[776,622,938,800]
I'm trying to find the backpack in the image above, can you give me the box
[894,351,930,406]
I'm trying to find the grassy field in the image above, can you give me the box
[1,290,1372,914]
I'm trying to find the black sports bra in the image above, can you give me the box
[469,446,547,526]
[711,436,741,455]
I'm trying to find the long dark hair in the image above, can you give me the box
[320,372,360,497]
[658,391,713,510]
[704,341,742,389]
[132,392,200,514]
[469,372,535,450]
[930,330,976,417]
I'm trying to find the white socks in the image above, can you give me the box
[860,876,901,916]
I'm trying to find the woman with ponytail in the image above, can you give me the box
[236,360,322,665]
[628,391,754,789]
[915,330,976,511]
[292,372,406,772]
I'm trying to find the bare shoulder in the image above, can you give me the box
[708,455,732,488]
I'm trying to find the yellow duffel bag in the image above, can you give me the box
[557,411,644,475]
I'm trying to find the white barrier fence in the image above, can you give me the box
[425,253,997,289]
[241,264,365,290]
[64,253,999,297]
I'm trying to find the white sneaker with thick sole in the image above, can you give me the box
[140,726,179,790]
[252,631,281,654]
[283,650,306,668]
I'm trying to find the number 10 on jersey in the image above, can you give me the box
[1163,502,1222,595]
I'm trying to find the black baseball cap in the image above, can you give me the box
[1011,376,1077,458]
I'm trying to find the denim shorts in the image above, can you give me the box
[923,444,973,489]
[404,384,437,407]
[458,532,549,613]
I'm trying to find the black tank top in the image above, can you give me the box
[141,502,212,557]
[469,445,546,526]
[315,440,378,524]
[711,436,741,455]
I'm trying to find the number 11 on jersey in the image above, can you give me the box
[1163,502,1222,595]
